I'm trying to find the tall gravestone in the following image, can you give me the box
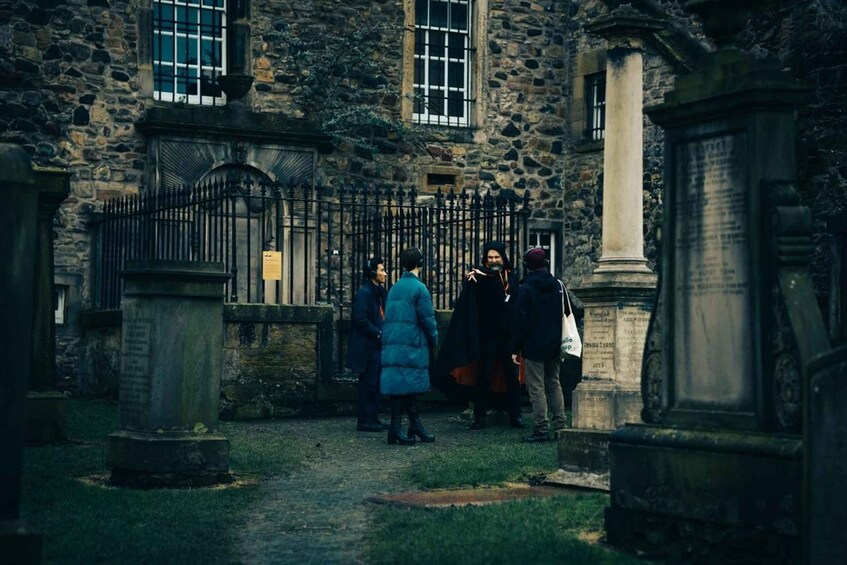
[805,347,847,564]
[27,168,71,444]
[556,6,659,488]
[604,1,829,561]
[107,260,232,487]
[0,145,42,562]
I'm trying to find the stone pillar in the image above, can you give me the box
[0,145,42,562]
[596,39,651,274]
[554,7,662,489]
[26,168,71,444]
[107,260,232,487]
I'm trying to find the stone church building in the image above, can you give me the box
[3,0,846,395]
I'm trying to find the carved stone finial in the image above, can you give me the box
[683,0,765,50]
[219,74,255,108]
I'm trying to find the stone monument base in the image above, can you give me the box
[605,424,801,563]
[0,521,42,565]
[572,383,641,430]
[25,391,67,444]
[547,428,611,490]
[108,430,232,488]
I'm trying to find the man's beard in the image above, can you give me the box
[488,264,503,272]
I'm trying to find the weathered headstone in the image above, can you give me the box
[0,144,42,562]
[805,347,847,564]
[26,168,71,444]
[556,6,659,488]
[107,260,232,487]
[604,1,829,561]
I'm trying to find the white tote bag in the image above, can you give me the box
[559,281,582,360]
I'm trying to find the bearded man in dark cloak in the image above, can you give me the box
[435,241,525,429]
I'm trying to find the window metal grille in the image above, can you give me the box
[413,0,475,127]
[586,71,606,141]
[153,0,226,105]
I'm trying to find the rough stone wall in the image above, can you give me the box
[2,0,148,381]
[251,0,572,237]
[736,0,847,316]
[221,320,322,419]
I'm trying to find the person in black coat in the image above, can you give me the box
[435,241,524,429]
[346,257,388,432]
[510,248,568,443]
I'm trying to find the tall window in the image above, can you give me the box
[153,0,226,105]
[413,0,474,127]
[585,71,606,141]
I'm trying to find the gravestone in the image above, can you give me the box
[27,168,71,444]
[805,347,847,564]
[604,1,830,561]
[0,145,42,562]
[107,260,232,487]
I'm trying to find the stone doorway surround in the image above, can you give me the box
[135,106,330,193]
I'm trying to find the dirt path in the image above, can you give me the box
[233,412,491,564]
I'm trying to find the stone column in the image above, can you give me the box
[553,7,662,489]
[26,168,71,444]
[107,260,232,487]
[0,145,42,562]
[596,39,651,274]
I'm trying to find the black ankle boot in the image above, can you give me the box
[388,397,414,445]
[406,397,435,443]
[470,412,486,430]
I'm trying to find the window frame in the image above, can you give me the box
[152,0,227,106]
[404,0,482,129]
[528,229,558,276]
[569,49,606,150]
[585,71,606,142]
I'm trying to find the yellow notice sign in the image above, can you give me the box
[262,251,282,280]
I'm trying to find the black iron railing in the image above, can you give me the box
[92,174,531,310]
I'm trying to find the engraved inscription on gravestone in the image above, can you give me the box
[120,318,152,428]
[583,307,615,379]
[673,133,752,408]
[619,309,652,381]
[579,392,614,428]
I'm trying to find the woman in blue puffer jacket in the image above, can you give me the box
[381,247,439,445]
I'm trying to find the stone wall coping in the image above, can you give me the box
[610,424,803,460]
[122,260,229,280]
[224,303,334,323]
[136,106,333,151]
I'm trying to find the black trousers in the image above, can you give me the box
[357,349,381,425]
[474,343,520,417]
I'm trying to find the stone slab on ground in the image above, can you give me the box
[368,484,580,508]
[544,468,609,492]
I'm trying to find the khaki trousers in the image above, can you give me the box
[523,357,567,434]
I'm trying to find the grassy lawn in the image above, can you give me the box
[367,413,639,565]
[366,496,639,565]
[20,400,636,564]
[20,399,312,565]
